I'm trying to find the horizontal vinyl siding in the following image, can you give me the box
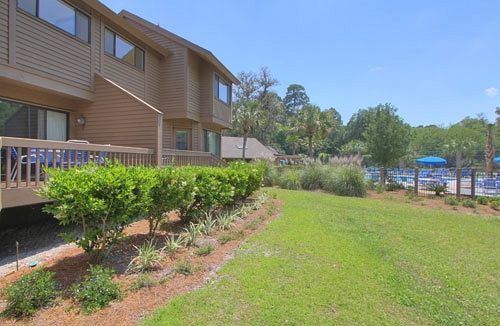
[124,18,186,118]
[146,51,162,109]
[0,0,8,64]
[163,119,202,150]
[102,55,145,98]
[15,11,92,90]
[200,62,214,120]
[188,52,201,120]
[163,119,173,149]
[75,77,158,149]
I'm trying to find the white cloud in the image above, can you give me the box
[485,87,498,97]
[369,66,384,72]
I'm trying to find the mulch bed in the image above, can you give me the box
[368,190,500,217]
[0,198,283,326]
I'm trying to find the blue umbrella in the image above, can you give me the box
[415,156,447,166]
[494,157,500,163]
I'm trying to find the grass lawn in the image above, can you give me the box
[144,189,500,325]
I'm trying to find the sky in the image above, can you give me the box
[102,0,500,127]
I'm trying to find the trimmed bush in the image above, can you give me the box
[2,269,57,318]
[278,169,302,190]
[72,265,119,314]
[323,166,367,197]
[300,164,326,190]
[39,162,147,259]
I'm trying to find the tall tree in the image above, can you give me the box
[234,71,259,101]
[364,104,411,184]
[297,104,324,158]
[232,99,260,159]
[283,84,309,116]
[485,124,495,176]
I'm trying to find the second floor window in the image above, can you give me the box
[215,75,231,105]
[17,0,90,43]
[104,28,145,71]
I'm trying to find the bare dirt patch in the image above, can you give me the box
[0,198,282,326]
[368,190,500,217]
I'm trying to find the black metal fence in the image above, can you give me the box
[365,168,500,198]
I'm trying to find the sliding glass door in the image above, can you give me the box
[0,98,68,141]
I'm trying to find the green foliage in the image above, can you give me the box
[254,160,279,187]
[132,273,156,290]
[216,212,234,231]
[183,222,202,247]
[385,181,405,192]
[364,104,411,168]
[462,199,477,208]
[323,166,367,197]
[72,265,119,314]
[278,169,302,190]
[144,167,196,235]
[195,245,215,256]
[476,196,490,205]
[375,184,385,194]
[163,234,186,255]
[429,184,447,196]
[488,198,500,211]
[2,269,57,318]
[174,261,193,276]
[127,240,162,273]
[444,196,460,206]
[366,179,376,190]
[299,164,325,190]
[199,213,216,236]
[39,162,146,259]
[219,230,244,244]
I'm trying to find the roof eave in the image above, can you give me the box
[81,0,171,58]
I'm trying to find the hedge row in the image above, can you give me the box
[38,161,263,259]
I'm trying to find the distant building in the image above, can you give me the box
[221,136,276,161]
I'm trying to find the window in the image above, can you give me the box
[104,28,145,70]
[17,0,90,43]
[175,130,189,150]
[0,99,68,141]
[215,75,231,104]
[203,130,221,156]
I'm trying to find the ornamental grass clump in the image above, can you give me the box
[323,166,367,197]
[278,169,302,190]
[127,240,162,273]
[299,164,326,190]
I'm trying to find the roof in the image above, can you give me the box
[222,136,275,160]
[81,0,171,57]
[119,10,240,85]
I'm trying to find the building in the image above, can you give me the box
[221,136,276,161]
[0,0,238,210]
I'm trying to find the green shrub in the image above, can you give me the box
[195,244,214,256]
[385,181,405,192]
[72,265,119,314]
[366,179,376,190]
[132,273,155,290]
[375,183,385,193]
[476,196,490,205]
[444,196,460,206]
[278,169,301,190]
[39,162,146,259]
[2,269,57,318]
[300,164,325,190]
[254,160,279,187]
[143,167,195,235]
[489,198,500,210]
[177,167,235,222]
[462,199,477,208]
[323,166,367,197]
[127,240,162,273]
[174,261,192,276]
[219,230,244,244]
[428,184,447,196]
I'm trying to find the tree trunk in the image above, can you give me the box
[308,135,313,158]
[380,166,386,186]
[456,151,462,169]
[486,124,494,177]
[242,134,248,160]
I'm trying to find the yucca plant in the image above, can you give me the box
[127,240,162,273]
[200,212,216,235]
[163,234,186,255]
[216,212,234,231]
[183,222,202,247]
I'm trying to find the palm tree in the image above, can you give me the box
[233,99,259,159]
[486,124,495,176]
[297,104,323,158]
